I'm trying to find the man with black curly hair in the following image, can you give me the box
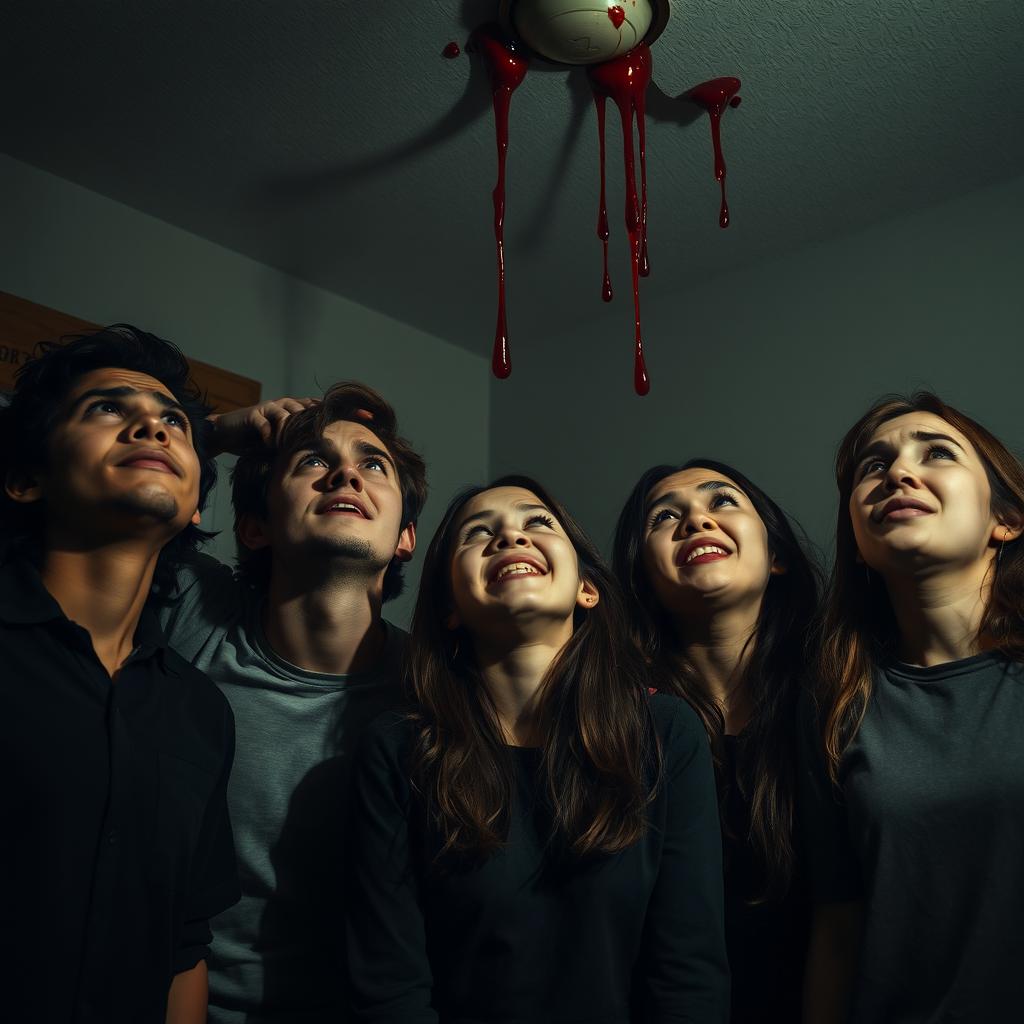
[0,325,239,1024]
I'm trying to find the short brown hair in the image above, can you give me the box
[230,381,427,600]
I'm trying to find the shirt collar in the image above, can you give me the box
[0,552,170,653]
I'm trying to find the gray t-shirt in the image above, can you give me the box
[159,555,406,1024]
[799,652,1024,1023]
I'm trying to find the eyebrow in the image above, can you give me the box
[457,501,551,531]
[353,439,396,470]
[644,480,737,515]
[70,385,184,417]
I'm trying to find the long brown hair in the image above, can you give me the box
[407,474,659,863]
[612,460,821,900]
[818,392,1024,782]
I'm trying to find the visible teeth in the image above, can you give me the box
[329,503,361,513]
[496,562,541,580]
[685,545,728,563]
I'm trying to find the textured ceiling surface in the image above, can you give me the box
[3,1,1023,360]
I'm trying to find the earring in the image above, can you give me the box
[998,538,1005,568]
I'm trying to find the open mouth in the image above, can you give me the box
[489,558,546,584]
[676,541,731,566]
[321,501,367,517]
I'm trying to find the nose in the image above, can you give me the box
[679,509,716,536]
[883,455,921,491]
[494,523,530,549]
[326,462,364,492]
[129,412,169,445]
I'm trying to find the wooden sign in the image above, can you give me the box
[0,291,261,413]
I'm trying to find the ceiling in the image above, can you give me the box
[3,1,1023,361]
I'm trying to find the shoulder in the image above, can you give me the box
[648,691,709,778]
[359,707,418,763]
[648,691,706,745]
[162,648,235,735]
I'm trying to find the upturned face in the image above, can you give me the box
[849,411,1003,575]
[13,367,202,542]
[255,418,414,573]
[641,467,775,620]
[447,485,597,642]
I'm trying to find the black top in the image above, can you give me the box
[798,653,1024,1023]
[347,692,730,1024]
[720,735,807,1024]
[0,556,240,1024]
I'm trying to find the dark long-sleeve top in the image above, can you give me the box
[347,692,729,1024]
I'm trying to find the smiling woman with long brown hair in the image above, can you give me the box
[346,475,729,1024]
[613,459,821,1024]
[800,393,1024,1024]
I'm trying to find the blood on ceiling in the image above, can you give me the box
[450,1,742,395]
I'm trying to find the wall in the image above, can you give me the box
[0,153,490,626]
[489,173,1024,563]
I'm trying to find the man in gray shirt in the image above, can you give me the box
[159,382,427,1023]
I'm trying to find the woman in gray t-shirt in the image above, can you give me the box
[800,391,1024,1024]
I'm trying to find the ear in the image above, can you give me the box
[5,469,43,505]
[769,552,787,576]
[237,512,271,551]
[576,576,600,610]
[993,521,1023,544]
[393,522,416,563]
[190,509,202,527]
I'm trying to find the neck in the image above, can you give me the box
[41,539,160,677]
[474,620,574,746]
[675,601,760,735]
[883,557,994,667]
[264,565,386,676]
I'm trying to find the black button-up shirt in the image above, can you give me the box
[0,556,240,1023]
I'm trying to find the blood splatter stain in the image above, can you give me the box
[608,6,626,29]
[442,41,461,59]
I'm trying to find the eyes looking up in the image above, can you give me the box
[460,511,557,546]
[646,489,741,531]
[293,451,391,476]
[84,398,190,435]
[856,443,958,483]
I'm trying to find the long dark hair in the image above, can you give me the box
[818,392,1024,783]
[408,474,659,863]
[613,459,821,899]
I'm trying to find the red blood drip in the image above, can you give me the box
[442,41,461,59]
[687,76,741,230]
[608,5,626,29]
[588,44,653,395]
[472,24,528,380]
[594,94,613,302]
[729,95,742,108]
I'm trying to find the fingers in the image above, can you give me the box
[256,397,319,446]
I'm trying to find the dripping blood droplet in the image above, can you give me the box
[594,94,613,302]
[442,41,461,59]
[730,95,742,108]
[588,44,653,395]
[608,6,626,29]
[472,24,528,380]
[687,76,741,230]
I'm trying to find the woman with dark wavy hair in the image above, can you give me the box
[800,393,1024,1024]
[347,475,729,1023]
[613,459,821,1024]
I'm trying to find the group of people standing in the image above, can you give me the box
[1,324,1021,1024]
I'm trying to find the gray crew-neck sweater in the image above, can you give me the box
[159,553,406,1023]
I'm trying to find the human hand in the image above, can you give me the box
[208,397,318,454]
